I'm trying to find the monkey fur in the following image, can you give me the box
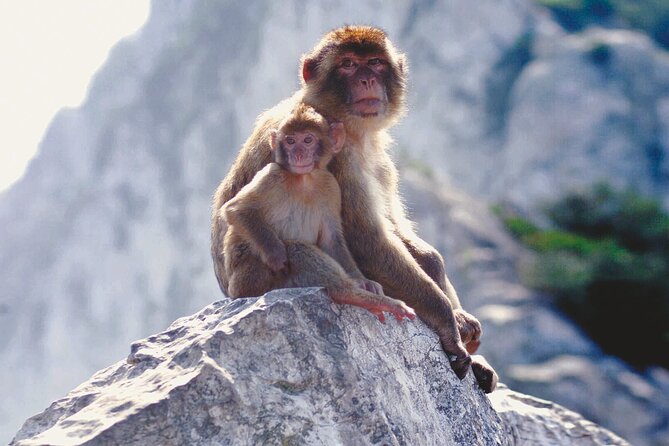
[211,26,497,392]
[222,103,415,323]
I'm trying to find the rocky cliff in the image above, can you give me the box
[12,289,627,446]
[1,0,668,444]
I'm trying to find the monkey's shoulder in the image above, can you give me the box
[225,164,279,207]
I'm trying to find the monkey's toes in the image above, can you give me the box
[471,356,498,393]
[403,306,416,320]
[448,354,472,380]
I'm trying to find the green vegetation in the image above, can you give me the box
[501,184,669,369]
[536,0,669,50]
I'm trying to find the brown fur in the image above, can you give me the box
[221,104,415,322]
[211,26,497,392]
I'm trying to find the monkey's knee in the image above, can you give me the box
[415,249,447,289]
[284,241,314,258]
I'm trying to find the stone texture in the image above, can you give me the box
[12,290,625,446]
[491,385,629,445]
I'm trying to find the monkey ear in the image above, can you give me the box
[270,130,279,151]
[329,122,345,153]
[302,58,318,83]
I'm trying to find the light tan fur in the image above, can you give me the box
[221,104,415,322]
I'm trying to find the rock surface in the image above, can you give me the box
[12,289,627,446]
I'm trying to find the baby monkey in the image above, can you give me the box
[223,104,415,322]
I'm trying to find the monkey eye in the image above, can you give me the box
[368,57,382,65]
[340,58,355,68]
[304,135,314,144]
[285,136,296,145]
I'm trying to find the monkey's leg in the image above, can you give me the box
[212,241,229,295]
[284,241,415,321]
[226,243,284,298]
[394,239,496,390]
[211,210,230,295]
[400,235,482,351]
[347,226,472,379]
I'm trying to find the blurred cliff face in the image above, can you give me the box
[1,0,668,444]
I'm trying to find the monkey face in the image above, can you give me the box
[276,131,323,175]
[334,52,389,117]
[301,26,407,127]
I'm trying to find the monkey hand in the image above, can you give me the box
[453,308,482,354]
[262,242,288,273]
[354,278,384,295]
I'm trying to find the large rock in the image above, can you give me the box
[12,289,626,446]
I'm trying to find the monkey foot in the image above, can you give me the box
[440,336,472,380]
[329,290,416,323]
[447,353,472,380]
[471,355,498,393]
[369,299,416,323]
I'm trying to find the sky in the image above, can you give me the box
[0,1,151,192]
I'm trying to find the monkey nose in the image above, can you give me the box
[294,149,307,161]
[360,77,376,88]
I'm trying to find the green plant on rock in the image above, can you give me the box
[502,184,669,369]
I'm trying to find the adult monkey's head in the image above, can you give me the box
[300,26,407,132]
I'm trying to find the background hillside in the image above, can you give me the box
[1,0,668,444]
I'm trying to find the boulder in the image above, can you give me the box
[12,289,627,446]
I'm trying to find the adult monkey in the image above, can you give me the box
[211,26,497,392]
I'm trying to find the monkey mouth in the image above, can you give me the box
[354,98,383,107]
[291,162,315,174]
[352,98,384,116]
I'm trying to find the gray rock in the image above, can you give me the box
[12,289,625,446]
[491,385,629,445]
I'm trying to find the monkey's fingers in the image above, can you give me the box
[454,309,482,345]
[391,305,416,321]
[372,310,386,323]
[449,354,472,380]
[373,299,415,322]
[466,339,481,354]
